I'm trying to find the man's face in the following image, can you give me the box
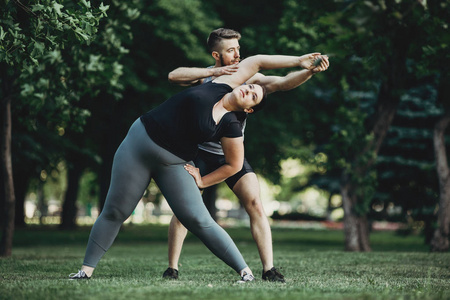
[216,38,240,66]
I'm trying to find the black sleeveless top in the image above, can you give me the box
[140,82,244,161]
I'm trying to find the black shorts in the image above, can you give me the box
[193,149,254,190]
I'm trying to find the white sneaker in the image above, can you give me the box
[69,270,90,280]
[236,271,255,283]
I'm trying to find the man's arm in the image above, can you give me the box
[247,55,330,94]
[168,65,239,86]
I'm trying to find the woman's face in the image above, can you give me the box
[232,84,264,113]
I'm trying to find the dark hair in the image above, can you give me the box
[251,85,267,113]
[207,28,241,52]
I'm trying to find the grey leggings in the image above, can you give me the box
[83,119,247,273]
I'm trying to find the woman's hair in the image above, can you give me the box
[251,85,267,113]
[207,28,241,52]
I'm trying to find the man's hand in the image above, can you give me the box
[184,164,204,189]
[212,63,239,77]
[310,55,330,74]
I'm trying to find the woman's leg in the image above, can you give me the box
[82,120,154,271]
[164,150,222,274]
[153,160,248,274]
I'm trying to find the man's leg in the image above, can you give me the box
[167,215,188,270]
[231,169,285,282]
[232,172,274,272]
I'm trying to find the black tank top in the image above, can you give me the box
[140,82,244,161]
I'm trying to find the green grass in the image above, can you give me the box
[0,224,449,300]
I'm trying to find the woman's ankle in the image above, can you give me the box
[240,267,253,277]
[81,265,95,277]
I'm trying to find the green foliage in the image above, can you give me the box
[277,1,443,217]
[143,0,220,63]
[0,0,105,66]
[4,0,449,227]
[1,0,107,133]
[3,0,140,194]
[126,0,222,102]
[0,1,109,204]
[376,83,441,222]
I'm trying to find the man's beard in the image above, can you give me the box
[219,54,239,66]
[219,54,226,66]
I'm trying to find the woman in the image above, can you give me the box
[69,52,327,282]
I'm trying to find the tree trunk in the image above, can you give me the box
[0,134,4,222]
[1,94,15,257]
[60,161,84,229]
[341,178,371,251]
[14,182,26,228]
[340,25,412,252]
[341,85,400,252]
[202,185,218,221]
[14,168,29,228]
[37,181,46,225]
[326,193,333,221]
[430,112,450,252]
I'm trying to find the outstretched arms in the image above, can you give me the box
[248,55,330,94]
[213,53,323,89]
[168,53,329,89]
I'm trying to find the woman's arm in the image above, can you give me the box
[184,137,244,189]
[248,55,329,94]
[213,53,321,89]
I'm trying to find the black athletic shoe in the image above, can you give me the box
[69,270,90,280]
[162,267,179,279]
[262,267,285,283]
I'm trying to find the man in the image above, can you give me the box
[164,28,329,282]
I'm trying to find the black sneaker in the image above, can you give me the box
[162,267,179,279]
[262,267,285,283]
[69,270,90,280]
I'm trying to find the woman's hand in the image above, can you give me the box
[184,164,204,189]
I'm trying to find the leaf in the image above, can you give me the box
[0,26,6,40]
[99,2,110,16]
[31,41,45,57]
[31,4,45,12]
[52,2,64,16]
[79,0,91,9]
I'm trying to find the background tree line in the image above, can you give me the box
[1,0,449,256]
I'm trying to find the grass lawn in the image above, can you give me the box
[0,223,449,300]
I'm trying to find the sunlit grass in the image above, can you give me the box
[0,224,448,300]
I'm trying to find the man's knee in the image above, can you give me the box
[242,196,265,217]
[233,174,264,215]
